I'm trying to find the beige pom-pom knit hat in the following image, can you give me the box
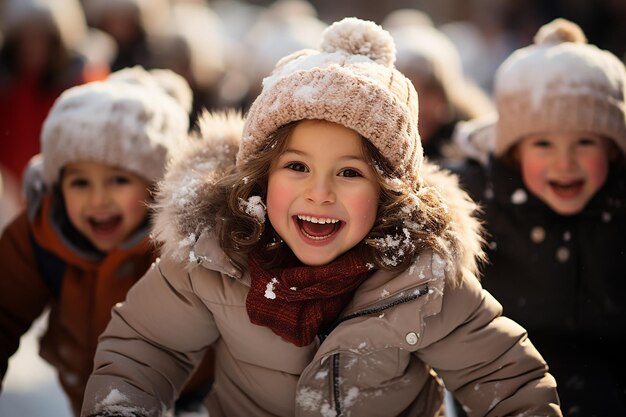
[493,18,626,157]
[239,17,423,187]
[41,66,191,186]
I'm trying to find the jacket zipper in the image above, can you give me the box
[332,354,342,416]
[323,283,430,416]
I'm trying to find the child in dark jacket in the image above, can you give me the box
[0,66,212,416]
[81,18,561,417]
[451,18,626,415]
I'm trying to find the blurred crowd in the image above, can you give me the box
[0,1,625,417]
[1,0,625,233]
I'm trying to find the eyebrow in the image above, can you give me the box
[62,167,86,176]
[281,149,368,162]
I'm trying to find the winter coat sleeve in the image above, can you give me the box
[81,256,220,417]
[416,271,562,416]
[0,212,52,386]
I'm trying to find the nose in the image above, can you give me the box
[89,185,111,208]
[304,174,335,205]
[554,147,577,172]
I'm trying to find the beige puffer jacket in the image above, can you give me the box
[81,112,561,417]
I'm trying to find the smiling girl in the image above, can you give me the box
[81,18,561,417]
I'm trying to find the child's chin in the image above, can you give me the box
[292,251,336,267]
[548,201,586,216]
[88,235,122,252]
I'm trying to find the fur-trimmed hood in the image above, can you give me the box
[152,111,484,282]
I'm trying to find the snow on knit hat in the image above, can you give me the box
[494,18,626,157]
[239,17,423,187]
[41,66,191,185]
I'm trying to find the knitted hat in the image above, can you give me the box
[41,66,191,185]
[494,18,626,157]
[240,17,423,187]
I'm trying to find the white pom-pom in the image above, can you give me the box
[534,18,587,46]
[320,17,396,67]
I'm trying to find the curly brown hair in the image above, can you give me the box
[203,120,452,273]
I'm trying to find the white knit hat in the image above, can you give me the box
[41,66,191,185]
[240,17,423,187]
[494,18,626,157]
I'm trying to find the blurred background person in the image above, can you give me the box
[0,164,22,234]
[238,0,327,110]
[0,66,212,416]
[81,0,169,71]
[383,8,494,165]
[438,0,525,96]
[150,0,227,127]
[449,19,626,416]
[0,0,110,197]
[210,0,265,111]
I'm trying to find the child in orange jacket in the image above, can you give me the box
[0,66,211,416]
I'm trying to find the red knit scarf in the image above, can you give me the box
[246,249,372,347]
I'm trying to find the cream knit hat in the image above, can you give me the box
[41,66,191,185]
[239,17,423,187]
[494,18,626,157]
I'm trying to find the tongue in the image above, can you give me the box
[302,221,336,237]
[92,217,121,232]
[551,181,583,198]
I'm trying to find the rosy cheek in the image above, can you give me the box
[266,182,291,220]
[350,194,377,223]
[585,154,609,186]
[520,158,545,187]
[130,202,148,220]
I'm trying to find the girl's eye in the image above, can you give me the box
[69,178,89,188]
[285,162,308,172]
[578,137,599,147]
[110,175,131,185]
[532,139,552,148]
[338,169,362,178]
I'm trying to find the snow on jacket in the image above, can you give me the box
[0,159,212,416]
[81,113,561,417]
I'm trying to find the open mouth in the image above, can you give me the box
[295,215,343,241]
[548,179,584,198]
[88,215,122,235]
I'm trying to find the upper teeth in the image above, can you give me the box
[297,215,339,224]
